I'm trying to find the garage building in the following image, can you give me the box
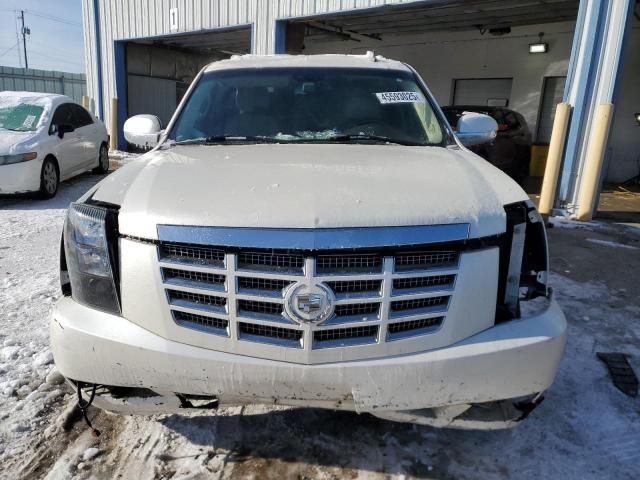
[81,0,639,217]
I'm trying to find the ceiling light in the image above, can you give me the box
[529,32,548,54]
[635,113,640,126]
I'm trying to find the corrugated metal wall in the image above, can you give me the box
[0,66,86,103]
[82,0,424,131]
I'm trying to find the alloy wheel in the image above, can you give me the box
[100,145,109,170]
[43,162,58,195]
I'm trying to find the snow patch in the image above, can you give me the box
[1,346,21,361]
[33,350,53,367]
[549,216,603,230]
[586,238,638,250]
[82,447,100,461]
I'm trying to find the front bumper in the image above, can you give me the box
[0,159,41,194]
[51,295,566,425]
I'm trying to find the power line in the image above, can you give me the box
[23,9,82,28]
[0,42,18,58]
[28,37,84,57]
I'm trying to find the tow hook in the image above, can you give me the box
[176,393,219,410]
[514,393,544,421]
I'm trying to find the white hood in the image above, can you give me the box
[0,130,39,155]
[92,144,528,240]
[0,90,61,155]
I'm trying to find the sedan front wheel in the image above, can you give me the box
[93,143,109,174]
[39,158,59,199]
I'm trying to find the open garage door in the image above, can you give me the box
[123,26,251,130]
[285,0,579,151]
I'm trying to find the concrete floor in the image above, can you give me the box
[547,218,640,306]
[525,176,640,227]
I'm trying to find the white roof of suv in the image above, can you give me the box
[204,52,411,73]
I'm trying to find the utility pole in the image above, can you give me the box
[19,10,29,69]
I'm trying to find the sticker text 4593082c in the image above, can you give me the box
[375,91,426,104]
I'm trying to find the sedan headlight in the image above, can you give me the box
[63,202,121,314]
[0,152,37,166]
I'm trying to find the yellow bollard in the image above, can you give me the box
[110,97,118,151]
[539,103,571,216]
[576,103,615,221]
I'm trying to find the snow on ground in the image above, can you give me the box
[1,173,639,479]
[109,149,140,170]
[0,173,109,475]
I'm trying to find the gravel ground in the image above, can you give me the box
[1,171,639,479]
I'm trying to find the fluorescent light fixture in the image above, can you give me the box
[530,32,548,54]
[635,112,640,126]
[529,42,548,54]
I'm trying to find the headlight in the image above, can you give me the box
[0,152,37,166]
[63,202,121,314]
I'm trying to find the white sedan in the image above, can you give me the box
[0,91,109,198]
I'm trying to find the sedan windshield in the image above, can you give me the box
[170,67,444,146]
[0,103,45,132]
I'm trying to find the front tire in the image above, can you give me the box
[39,158,59,199]
[93,143,109,174]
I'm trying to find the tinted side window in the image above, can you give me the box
[443,110,462,127]
[503,111,520,129]
[50,104,74,134]
[70,104,93,127]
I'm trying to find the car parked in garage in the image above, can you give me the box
[52,53,566,430]
[0,92,109,198]
[442,106,532,184]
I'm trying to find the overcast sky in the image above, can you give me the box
[0,0,85,74]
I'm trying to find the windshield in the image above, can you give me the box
[169,67,444,146]
[0,103,45,132]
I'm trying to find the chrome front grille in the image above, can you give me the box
[313,325,379,348]
[167,289,226,313]
[162,268,225,291]
[392,274,455,292]
[238,322,303,348]
[316,254,383,274]
[326,279,382,297]
[387,316,444,340]
[238,251,304,274]
[394,250,458,271]
[237,299,285,320]
[334,303,380,318]
[159,244,225,267]
[173,310,229,336]
[157,242,459,355]
[390,296,450,315]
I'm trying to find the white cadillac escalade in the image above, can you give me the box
[51,53,566,429]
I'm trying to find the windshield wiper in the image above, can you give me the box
[327,134,426,146]
[173,135,280,146]
[285,134,424,146]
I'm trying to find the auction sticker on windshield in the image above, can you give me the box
[375,91,425,104]
[22,115,36,129]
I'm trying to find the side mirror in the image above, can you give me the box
[123,114,162,149]
[455,112,498,147]
[58,124,75,139]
